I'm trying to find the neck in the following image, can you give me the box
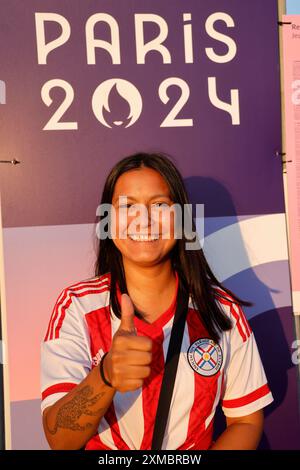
[122,258,177,320]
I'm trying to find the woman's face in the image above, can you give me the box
[111,167,177,267]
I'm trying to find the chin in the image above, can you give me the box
[123,253,165,267]
[127,256,161,266]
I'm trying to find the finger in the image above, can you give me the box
[119,350,152,366]
[114,334,152,352]
[123,365,151,379]
[119,293,136,334]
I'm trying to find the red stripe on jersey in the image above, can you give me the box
[133,273,178,449]
[85,304,130,450]
[213,287,251,340]
[44,289,66,342]
[229,301,251,339]
[45,277,109,341]
[53,286,110,340]
[215,292,248,342]
[236,303,252,337]
[85,434,113,450]
[85,306,112,362]
[178,308,215,450]
[68,276,109,291]
[48,288,69,341]
[220,372,226,399]
[230,305,247,342]
[43,299,119,453]
[54,296,72,339]
[139,330,165,449]
[222,383,271,409]
[42,382,77,400]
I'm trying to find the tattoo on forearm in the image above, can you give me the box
[45,385,106,435]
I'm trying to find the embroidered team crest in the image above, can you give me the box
[187,338,223,377]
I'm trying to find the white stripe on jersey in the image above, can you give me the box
[205,373,223,429]
[98,417,118,450]
[113,389,144,450]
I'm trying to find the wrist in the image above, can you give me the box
[99,352,113,388]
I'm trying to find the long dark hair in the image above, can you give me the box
[94,152,252,343]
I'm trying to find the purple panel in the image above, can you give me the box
[11,400,49,450]
[0,0,283,227]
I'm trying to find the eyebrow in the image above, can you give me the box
[113,194,171,203]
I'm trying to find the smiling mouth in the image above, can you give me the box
[128,234,160,241]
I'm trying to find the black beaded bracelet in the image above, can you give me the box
[99,352,113,388]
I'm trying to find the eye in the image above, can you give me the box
[118,203,132,209]
[151,202,170,209]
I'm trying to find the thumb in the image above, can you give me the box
[119,293,137,334]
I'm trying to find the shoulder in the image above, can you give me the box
[212,285,252,342]
[57,272,111,312]
[65,272,111,293]
[44,274,112,341]
[212,284,236,313]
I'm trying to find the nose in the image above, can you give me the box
[138,204,151,228]
[129,203,157,232]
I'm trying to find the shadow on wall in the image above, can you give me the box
[185,175,300,450]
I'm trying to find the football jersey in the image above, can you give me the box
[41,271,273,450]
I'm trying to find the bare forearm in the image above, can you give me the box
[210,422,263,450]
[43,365,116,450]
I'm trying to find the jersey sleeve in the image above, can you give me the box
[221,301,274,418]
[40,288,92,415]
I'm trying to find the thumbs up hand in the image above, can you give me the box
[118,293,137,334]
[103,294,153,393]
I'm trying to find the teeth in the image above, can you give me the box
[129,234,159,241]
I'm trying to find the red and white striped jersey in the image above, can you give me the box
[41,272,273,450]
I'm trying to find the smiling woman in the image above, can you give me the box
[111,168,176,268]
[40,152,274,450]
